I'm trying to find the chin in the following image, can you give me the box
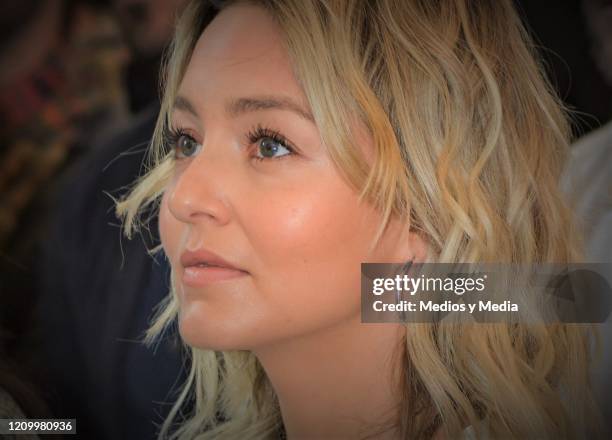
[177,304,264,351]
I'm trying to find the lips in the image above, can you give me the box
[179,249,249,287]
[180,249,247,272]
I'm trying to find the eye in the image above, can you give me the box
[257,137,291,159]
[176,134,201,158]
[164,126,202,159]
[246,124,295,162]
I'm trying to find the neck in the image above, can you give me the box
[254,317,405,440]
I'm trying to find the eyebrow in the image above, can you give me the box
[173,94,315,124]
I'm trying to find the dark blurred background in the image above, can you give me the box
[0,1,190,439]
[0,0,610,439]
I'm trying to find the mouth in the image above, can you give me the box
[182,265,249,287]
[180,249,249,287]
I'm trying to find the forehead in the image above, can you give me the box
[178,3,307,108]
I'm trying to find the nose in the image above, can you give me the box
[166,146,232,226]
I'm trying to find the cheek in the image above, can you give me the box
[247,169,375,256]
[249,190,357,260]
[244,177,378,314]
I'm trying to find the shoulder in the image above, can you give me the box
[61,103,160,205]
[45,104,160,247]
[563,121,612,198]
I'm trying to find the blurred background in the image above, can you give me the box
[0,0,610,439]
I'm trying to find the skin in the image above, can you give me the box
[159,3,428,438]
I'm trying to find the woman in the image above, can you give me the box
[117,0,600,438]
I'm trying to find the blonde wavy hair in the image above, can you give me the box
[116,0,601,438]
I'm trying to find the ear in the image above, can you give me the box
[404,227,429,263]
[377,216,429,264]
[363,216,429,282]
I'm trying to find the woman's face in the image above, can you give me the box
[159,3,413,350]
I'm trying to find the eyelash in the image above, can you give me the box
[163,123,296,162]
[163,126,192,159]
[244,123,295,162]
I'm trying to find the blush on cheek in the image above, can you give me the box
[251,190,364,269]
[252,199,320,254]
